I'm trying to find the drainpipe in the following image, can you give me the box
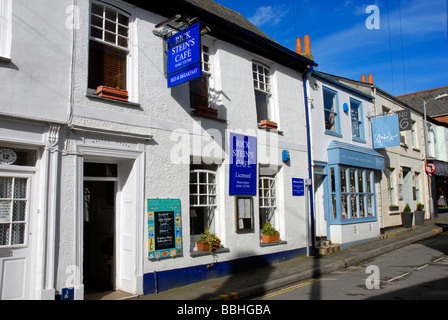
[302,64,316,256]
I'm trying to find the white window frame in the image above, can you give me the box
[189,169,218,244]
[0,174,31,248]
[411,120,419,149]
[0,0,12,60]
[253,61,274,123]
[88,1,132,95]
[259,176,278,230]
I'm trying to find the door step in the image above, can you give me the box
[315,239,342,256]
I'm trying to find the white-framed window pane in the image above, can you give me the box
[190,169,217,236]
[0,0,12,59]
[0,176,28,247]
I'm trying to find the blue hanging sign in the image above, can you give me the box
[166,23,202,88]
[229,133,257,195]
[147,199,182,260]
[292,178,305,196]
[371,114,400,149]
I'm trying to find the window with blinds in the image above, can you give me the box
[88,2,129,91]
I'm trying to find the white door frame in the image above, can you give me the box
[73,144,144,299]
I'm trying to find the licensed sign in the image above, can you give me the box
[147,199,182,260]
[166,23,202,88]
[229,133,257,195]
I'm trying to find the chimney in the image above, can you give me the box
[295,37,303,54]
[361,74,366,83]
[368,74,374,84]
[303,35,314,60]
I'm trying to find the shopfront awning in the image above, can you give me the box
[327,141,385,170]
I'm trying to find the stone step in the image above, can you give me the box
[315,238,342,256]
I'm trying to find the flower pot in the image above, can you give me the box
[414,211,425,226]
[193,106,218,118]
[97,85,129,102]
[259,120,278,130]
[262,234,280,244]
[197,241,209,252]
[401,211,414,228]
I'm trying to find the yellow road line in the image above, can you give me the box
[255,279,336,300]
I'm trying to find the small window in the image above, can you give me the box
[189,168,217,236]
[350,99,363,140]
[0,176,29,247]
[323,88,338,133]
[88,2,130,91]
[259,177,277,231]
[253,62,273,124]
[0,0,12,60]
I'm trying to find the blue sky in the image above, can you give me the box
[213,0,448,96]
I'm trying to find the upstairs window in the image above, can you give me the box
[350,98,364,141]
[323,87,339,134]
[88,2,130,92]
[0,0,12,60]
[253,62,275,126]
[190,45,212,109]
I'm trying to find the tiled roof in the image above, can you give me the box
[397,86,448,117]
[182,0,276,42]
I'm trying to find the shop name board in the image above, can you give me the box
[166,23,202,88]
[147,199,182,260]
[229,133,257,195]
[371,114,400,149]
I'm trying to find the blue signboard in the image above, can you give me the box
[167,23,202,88]
[147,199,182,260]
[229,133,257,195]
[168,63,202,88]
[292,178,305,196]
[371,114,400,149]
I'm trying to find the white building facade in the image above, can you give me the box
[0,0,315,299]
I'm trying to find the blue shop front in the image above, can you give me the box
[323,141,385,247]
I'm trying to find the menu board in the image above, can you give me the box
[147,199,182,260]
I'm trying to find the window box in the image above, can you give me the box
[259,120,278,130]
[97,85,128,102]
[261,234,280,244]
[193,106,218,118]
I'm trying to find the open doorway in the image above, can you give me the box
[83,165,117,295]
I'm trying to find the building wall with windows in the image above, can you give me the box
[307,72,385,246]
[328,75,429,229]
[52,0,312,299]
[0,0,72,300]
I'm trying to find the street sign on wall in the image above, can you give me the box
[292,178,305,196]
[166,23,202,88]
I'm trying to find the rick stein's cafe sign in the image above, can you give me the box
[167,23,202,88]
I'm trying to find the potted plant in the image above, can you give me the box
[197,229,221,254]
[261,222,280,243]
[401,204,414,228]
[415,203,425,226]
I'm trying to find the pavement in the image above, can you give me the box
[133,213,448,301]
